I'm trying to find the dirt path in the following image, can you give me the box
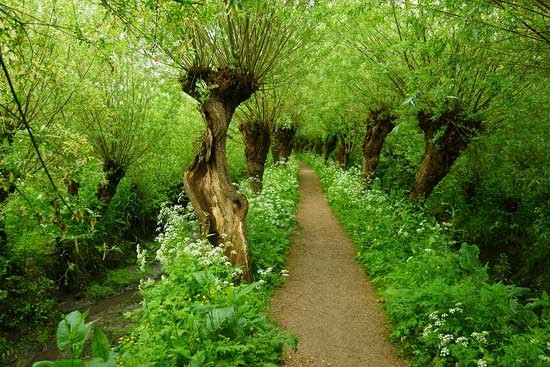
[270,164,407,367]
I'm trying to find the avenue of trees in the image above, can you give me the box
[0,0,548,363]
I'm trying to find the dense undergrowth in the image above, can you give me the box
[307,155,550,367]
[117,160,300,366]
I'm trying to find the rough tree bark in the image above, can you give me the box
[239,120,271,194]
[335,135,352,168]
[96,159,125,208]
[272,126,296,163]
[323,135,337,163]
[65,179,80,197]
[410,109,482,199]
[362,108,396,182]
[181,68,256,280]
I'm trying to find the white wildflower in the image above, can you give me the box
[471,331,489,344]
[136,244,147,272]
[455,336,468,347]
[438,333,454,346]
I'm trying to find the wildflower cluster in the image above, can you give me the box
[244,158,300,286]
[420,306,493,365]
[116,161,300,366]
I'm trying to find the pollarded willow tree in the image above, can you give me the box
[180,2,307,280]
[272,120,297,163]
[395,6,504,199]
[103,0,309,280]
[361,105,399,181]
[354,2,508,199]
[349,4,406,182]
[236,91,283,194]
[87,64,155,210]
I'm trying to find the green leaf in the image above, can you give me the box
[193,271,215,287]
[190,351,206,367]
[206,306,237,334]
[71,319,93,358]
[86,357,116,367]
[458,243,480,273]
[32,362,55,367]
[235,282,258,298]
[56,311,93,358]
[91,328,110,361]
[65,310,85,330]
[56,318,71,351]
[33,360,83,367]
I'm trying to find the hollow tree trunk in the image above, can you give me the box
[362,109,396,182]
[323,135,337,163]
[96,159,125,208]
[410,110,482,199]
[239,120,271,194]
[272,126,296,163]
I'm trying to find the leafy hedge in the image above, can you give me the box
[117,160,300,366]
[306,155,550,367]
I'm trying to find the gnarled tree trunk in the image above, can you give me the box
[272,126,296,163]
[411,109,482,199]
[239,120,271,194]
[324,135,337,163]
[96,159,125,208]
[362,109,396,182]
[181,68,256,280]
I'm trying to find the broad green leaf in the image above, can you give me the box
[193,271,215,287]
[64,310,85,330]
[71,321,92,358]
[235,282,258,298]
[56,319,71,351]
[206,306,237,334]
[458,243,480,273]
[86,357,116,367]
[91,328,110,361]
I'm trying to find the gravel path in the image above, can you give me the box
[269,163,407,367]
